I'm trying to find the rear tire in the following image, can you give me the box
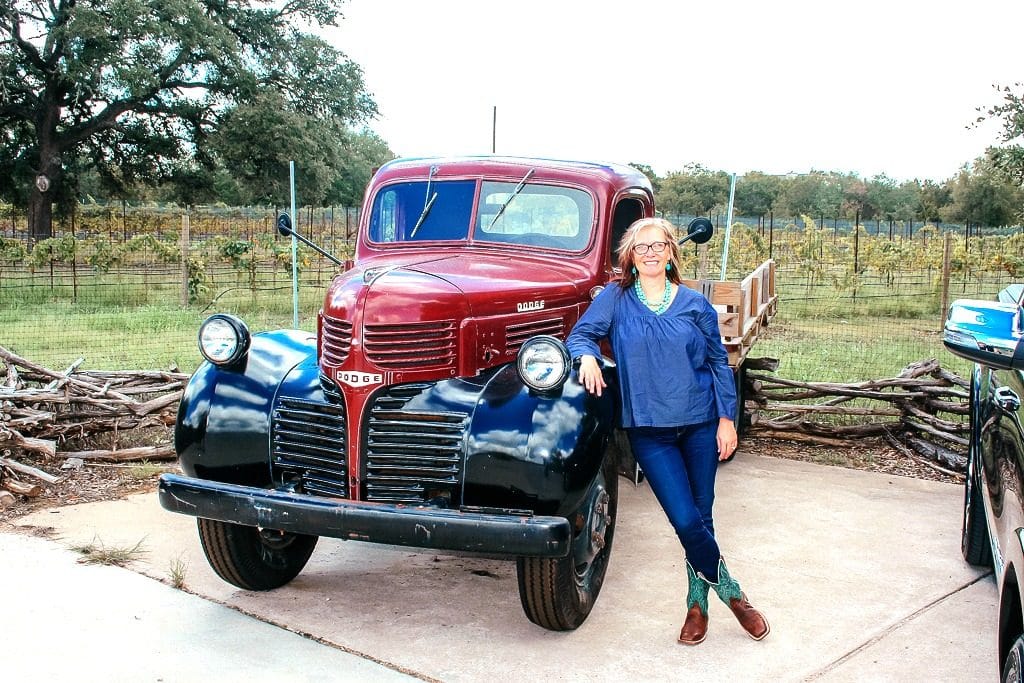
[963,372,992,567]
[517,451,618,630]
[1002,634,1024,683]
[197,518,318,591]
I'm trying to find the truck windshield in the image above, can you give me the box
[368,180,476,243]
[367,179,594,251]
[474,181,593,251]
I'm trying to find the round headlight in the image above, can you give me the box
[516,335,571,392]
[198,314,250,366]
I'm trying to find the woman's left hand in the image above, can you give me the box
[717,418,738,461]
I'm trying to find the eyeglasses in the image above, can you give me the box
[632,241,670,255]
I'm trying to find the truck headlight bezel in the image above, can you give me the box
[516,335,571,393]
[198,314,251,366]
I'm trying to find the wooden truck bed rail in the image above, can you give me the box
[680,259,777,367]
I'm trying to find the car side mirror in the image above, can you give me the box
[943,299,1024,370]
[680,218,714,245]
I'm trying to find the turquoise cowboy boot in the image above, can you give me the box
[678,561,710,645]
[709,558,770,640]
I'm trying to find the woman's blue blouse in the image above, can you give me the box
[565,283,737,428]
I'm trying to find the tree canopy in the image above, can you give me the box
[978,83,1024,187]
[648,164,1022,230]
[1,0,386,236]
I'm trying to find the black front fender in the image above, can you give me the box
[463,363,618,516]
[175,329,317,486]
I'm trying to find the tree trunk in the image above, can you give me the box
[28,110,63,240]
[28,180,56,241]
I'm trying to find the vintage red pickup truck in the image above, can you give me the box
[158,156,776,630]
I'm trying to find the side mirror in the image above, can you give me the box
[274,211,342,266]
[277,213,293,237]
[680,218,714,245]
[943,299,1024,370]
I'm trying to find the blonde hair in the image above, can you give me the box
[616,217,682,288]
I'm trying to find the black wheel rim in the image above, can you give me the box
[571,465,613,594]
[257,527,303,568]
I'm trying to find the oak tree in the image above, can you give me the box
[1,0,377,237]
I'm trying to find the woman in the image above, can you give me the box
[566,217,769,645]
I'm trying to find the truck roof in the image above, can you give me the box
[373,155,652,192]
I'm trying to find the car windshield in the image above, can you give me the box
[367,179,594,251]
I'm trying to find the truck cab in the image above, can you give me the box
[160,156,654,630]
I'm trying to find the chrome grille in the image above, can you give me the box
[364,384,468,505]
[272,396,348,498]
[321,316,353,366]
[506,317,565,351]
[320,372,343,404]
[364,321,456,370]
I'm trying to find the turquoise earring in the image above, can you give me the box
[666,263,672,272]
[631,266,637,275]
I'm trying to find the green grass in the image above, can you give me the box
[0,262,1005,381]
[1,269,327,371]
[754,315,970,383]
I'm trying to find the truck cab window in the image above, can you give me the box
[368,180,476,243]
[610,198,644,259]
[474,182,594,251]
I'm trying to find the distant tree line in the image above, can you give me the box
[629,155,1022,233]
[634,83,1024,232]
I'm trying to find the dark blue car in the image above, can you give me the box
[944,283,1024,681]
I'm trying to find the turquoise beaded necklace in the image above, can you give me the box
[634,278,673,314]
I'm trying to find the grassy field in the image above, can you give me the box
[1,268,326,372]
[0,259,1011,381]
[743,264,1006,382]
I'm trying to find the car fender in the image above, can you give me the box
[1000,558,1024,669]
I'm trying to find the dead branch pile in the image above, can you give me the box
[744,357,969,477]
[0,345,186,502]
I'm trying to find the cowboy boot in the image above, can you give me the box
[678,561,709,645]
[709,558,770,641]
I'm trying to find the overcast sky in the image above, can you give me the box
[326,0,1022,182]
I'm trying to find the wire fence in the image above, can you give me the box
[1,207,1020,383]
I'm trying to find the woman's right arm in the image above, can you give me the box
[565,287,617,396]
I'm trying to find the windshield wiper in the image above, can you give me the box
[409,165,439,239]
[409,191,438,239]
[488,168,536,230]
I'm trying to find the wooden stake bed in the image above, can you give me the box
[680,259,778,368]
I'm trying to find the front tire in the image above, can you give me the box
[962,456,992,566]
[516,450,618,630]
[197,518,318,590]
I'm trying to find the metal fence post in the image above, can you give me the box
[180,213,190,307]
[939,231,952,331]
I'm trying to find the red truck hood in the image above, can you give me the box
[325,252,585,323]
[402,254,582,315]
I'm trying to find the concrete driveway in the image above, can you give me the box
[3,454,996,682]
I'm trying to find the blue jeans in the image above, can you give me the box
[628,421,721,581]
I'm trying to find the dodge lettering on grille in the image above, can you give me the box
[335,370,383,388]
